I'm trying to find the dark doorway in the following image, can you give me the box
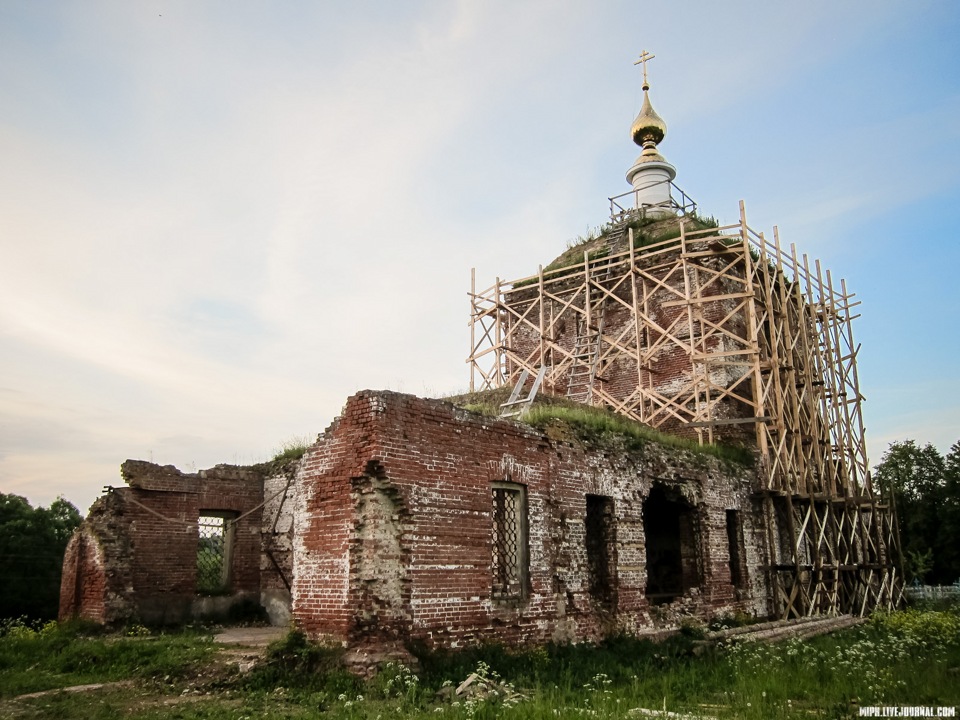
[585,495,617,609]
[643,485,700,604]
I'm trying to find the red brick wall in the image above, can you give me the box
[293,390,769,649]
[293,414,366,639]
[59,528,107,623]
[61,461,268,625]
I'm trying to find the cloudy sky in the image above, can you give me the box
[2,1,958,513]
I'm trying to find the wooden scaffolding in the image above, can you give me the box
[467,201,903,618]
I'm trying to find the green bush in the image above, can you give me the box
[243,631,360,700]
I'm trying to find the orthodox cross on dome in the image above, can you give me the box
[634,50,655,91]
[629,49,666,149]
[625,47,676,217]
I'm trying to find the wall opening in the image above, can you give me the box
[585,494,617,609]
[491,482,528,601]
[726,509,747,590]
[643,485,700,604]
[197,512,235,594]
[771,496,796,566]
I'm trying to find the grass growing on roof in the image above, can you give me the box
[267,434,314,465]
[520,404,754,466]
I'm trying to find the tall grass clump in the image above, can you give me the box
[717,608,960,717]
[242,630,360,703]
[269,434,314,464]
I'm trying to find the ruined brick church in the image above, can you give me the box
[60,55,903,652]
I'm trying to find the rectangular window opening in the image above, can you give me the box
[491,483,528,601]
[198,512,235,595]
[586,494,617,609]
[644,486,701,604]
[726,509,747,590]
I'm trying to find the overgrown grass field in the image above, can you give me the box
[1,608,957,719]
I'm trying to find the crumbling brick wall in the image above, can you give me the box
[293,390,768,650]
[61,460,279,625]
[59,529,107,623]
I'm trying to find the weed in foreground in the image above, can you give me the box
[3,611,958,718]
[0,619,215,699]
[242,630,360,703]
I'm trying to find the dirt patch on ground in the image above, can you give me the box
[213,625,286,673]
[214,626,285,647]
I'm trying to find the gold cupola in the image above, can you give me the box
[631,86,666,149]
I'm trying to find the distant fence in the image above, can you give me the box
[904,584,960,601]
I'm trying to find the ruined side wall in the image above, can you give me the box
[61,461,267,625]
[293,390,768,650]
[59,529,107,623]
[59,491,136,624]
[292,412,371,640]
[118,461,264,622]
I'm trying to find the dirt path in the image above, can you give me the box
[213,625,287,673]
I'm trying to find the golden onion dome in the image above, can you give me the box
[631,88,666,147]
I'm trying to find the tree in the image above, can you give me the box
[873,440,959,585]
[940,442,960,583]
[0,493,82,620]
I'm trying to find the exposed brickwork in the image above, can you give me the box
[293,390,768,650]
[59,492,135,624]
[59,528,107,623]
[61,386,775,647]
[61,460,286,625]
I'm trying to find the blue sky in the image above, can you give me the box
[1,1,958,513]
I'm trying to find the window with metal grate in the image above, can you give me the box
[197,513,235,594]
[491,482,528,600]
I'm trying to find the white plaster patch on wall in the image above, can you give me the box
[418,564,475,571]
[409,596,481,608]
[263,472,296,535]
[488,454,537,484]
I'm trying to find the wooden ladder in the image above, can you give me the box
[566,317,603,403]
[566,258,612,404]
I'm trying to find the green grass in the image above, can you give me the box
[264,435,314,466]
[521,403,755,466]
[446,389,754,466]
[511,213,725,289]
[2,610,958,718]
[0,619,216,699]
